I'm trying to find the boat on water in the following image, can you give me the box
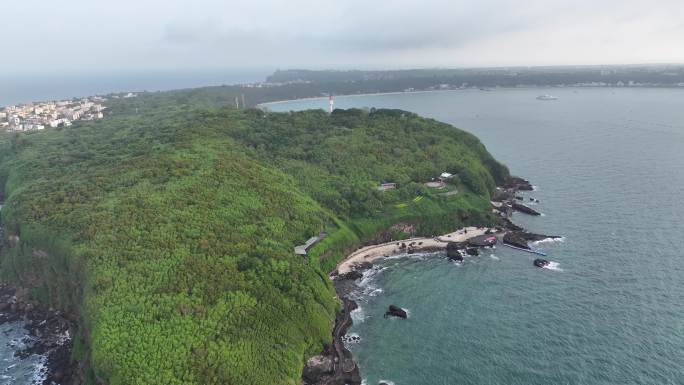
[536,94,558,101]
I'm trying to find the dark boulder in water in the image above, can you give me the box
[384,305,408,319]
[512,202,541,216]
[504,231,561,249]
[503,232,531,249]
[465,247,479,256]
[446,242,465,261]
[534,258,550,268]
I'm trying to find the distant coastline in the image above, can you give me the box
[257,89,458,108]
[257,84,684,110]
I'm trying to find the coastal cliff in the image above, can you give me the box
[0,98,509,384]
[305,175,553,385]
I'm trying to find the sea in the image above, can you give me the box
[0,322,46,384]
[0,70,269,106]
[267,88,684,385]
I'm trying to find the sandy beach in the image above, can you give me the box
[335,226,493,275]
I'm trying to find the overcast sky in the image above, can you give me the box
[3,0,684,74]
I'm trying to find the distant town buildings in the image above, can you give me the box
[0,96,108,132]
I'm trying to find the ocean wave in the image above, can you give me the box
[532,237,565,245]
[31,355,48,385]
[354,266,387,298]
[489,254,500,260]
[350,306,366,324]
[378,380,396,385]
[385,252,429,261]
[384,253,408,260]
[543,261,562,271]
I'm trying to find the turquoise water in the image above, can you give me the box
[268,88,684,385]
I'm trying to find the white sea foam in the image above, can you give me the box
[386,252,429,261]
[350,306,366,323]
[490,254,500,260]
[355,266,387,298]
[543,261,563,271]
[342,333,361,347]
[378,380,396,385]
[30,354,48,385]
[532,237,565,245]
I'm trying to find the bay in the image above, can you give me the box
[268,87,684,385]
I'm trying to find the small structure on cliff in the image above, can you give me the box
[377,182,397,191]
[294,232,327,255]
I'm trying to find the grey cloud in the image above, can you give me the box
[1,0,683,73]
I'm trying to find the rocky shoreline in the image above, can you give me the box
[302,177,559,385]
[0,284,77,385]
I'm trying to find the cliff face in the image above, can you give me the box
[0,101,508,384]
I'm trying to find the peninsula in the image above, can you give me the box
[0,87,510,385]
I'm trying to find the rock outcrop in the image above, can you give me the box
[504,231,561,249]
[302,355,334,383]
[384,305,408,319]
[512,202,541,216]
[503,176,534,191]
[465,247,479,256]
[503,232,532,249]
[446,242,465,261]
[337,270,363,281]
[534,258,550,268]
[0,284,77,385]
[304,297,361,385]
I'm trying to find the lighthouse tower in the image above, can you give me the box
[328,95,334,113]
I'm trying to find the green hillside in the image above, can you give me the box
[0,97,508,384]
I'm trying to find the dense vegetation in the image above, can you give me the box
[0,92,508,385]
[267,66,684,88]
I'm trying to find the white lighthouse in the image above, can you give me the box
[328,95,334,113]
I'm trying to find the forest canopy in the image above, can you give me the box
[0,93,508,385]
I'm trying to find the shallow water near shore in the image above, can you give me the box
[0,322,46,385]
[270,88,684,385]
